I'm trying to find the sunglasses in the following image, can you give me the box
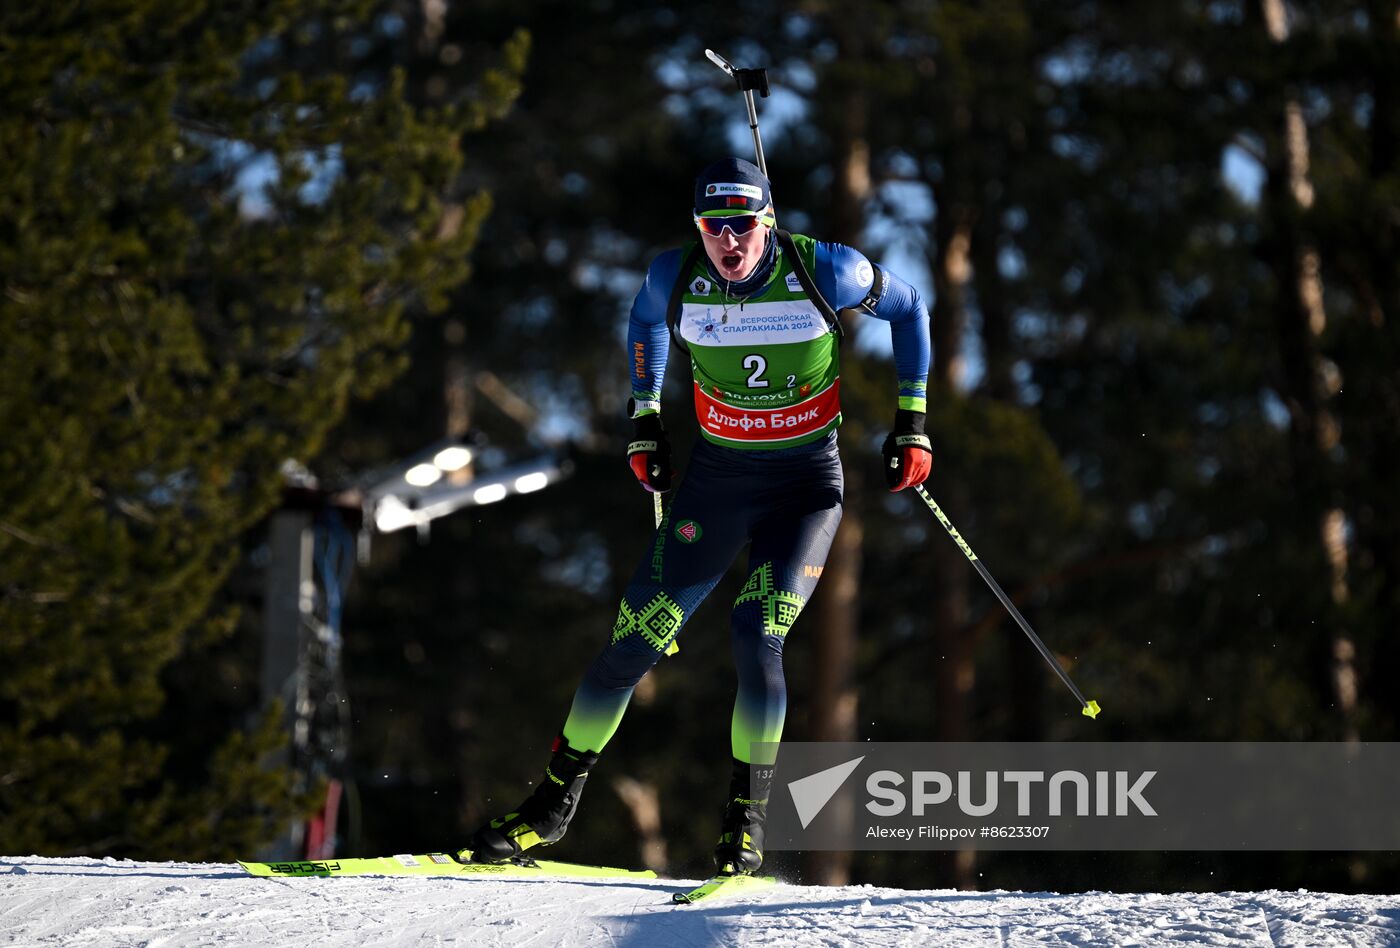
[693,211,771,238]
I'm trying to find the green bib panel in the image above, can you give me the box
[677,234,841,449]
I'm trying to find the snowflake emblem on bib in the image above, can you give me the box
[689,311,721,343]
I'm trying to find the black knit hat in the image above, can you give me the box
[694,157,772,215]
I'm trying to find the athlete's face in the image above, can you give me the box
[698,216,772,283]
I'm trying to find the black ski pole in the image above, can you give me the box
[914,484,1101,719]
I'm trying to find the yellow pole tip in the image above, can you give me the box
[1082,700,1101,719]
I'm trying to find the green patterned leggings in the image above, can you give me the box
[562,433,843,765]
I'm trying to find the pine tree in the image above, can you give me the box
[0,0,523,857]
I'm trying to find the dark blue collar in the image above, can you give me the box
[702,230,779,298]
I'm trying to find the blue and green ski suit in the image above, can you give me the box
[562,233,930,765]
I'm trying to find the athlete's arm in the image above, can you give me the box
[625,250,683,492]
[813,241,931,413]
[626,249,682,417]
[815,241,932,490]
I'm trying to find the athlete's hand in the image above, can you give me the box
[882,409,932,491]
[627,412,673,493]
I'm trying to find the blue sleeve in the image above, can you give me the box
[627,249,682,416]
[814,241,931,413]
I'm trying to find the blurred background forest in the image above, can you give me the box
[3,0,1398,894]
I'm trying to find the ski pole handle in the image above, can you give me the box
[704,48,770,177]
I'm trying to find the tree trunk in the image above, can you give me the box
[804,504,863,887]
[804,17,872,889]
[922,104,982,890]
[928,487,976,889]
[804,81,866,892]
[1357,0,1400,745]
[611,776,668,874]
[972,214,1015,403]
[970,218,1044,739]
[1256,0,1358,741]
[930,191,975,392]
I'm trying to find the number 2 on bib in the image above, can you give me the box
[743,354,769,389]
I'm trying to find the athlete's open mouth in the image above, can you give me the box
[722,254,742,270]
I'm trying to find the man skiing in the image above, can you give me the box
[460,157,931,875]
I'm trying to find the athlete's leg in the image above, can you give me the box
[715,457,842,872]
[729,471,843,766]
[466,448,748,863]
[562,457,747,753]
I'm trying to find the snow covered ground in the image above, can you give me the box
[3,856,1399,947]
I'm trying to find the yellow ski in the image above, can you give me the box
[238,852,655,880]
[672,872,776,904]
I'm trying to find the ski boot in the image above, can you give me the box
[459,736,599,864]
[713,758,772,874]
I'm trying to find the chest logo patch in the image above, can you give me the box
[690,276,712,296]
[785,272,803,292]
[688,312,721,343]
[679,299,828,346]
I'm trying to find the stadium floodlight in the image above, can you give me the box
[361,435,477,504]
[368,453,573,535]
[372,494,418,533]
[404,463,442,488]
[473,484,509,506]
[514,472,549,494]
[433,446,473,472]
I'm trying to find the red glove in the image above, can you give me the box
[882,409,932,491]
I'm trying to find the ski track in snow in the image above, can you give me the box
[2,857,1398,947]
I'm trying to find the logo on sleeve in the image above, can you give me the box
[675,519,703,543]
[855,260,874,288]
[690,276,712,296]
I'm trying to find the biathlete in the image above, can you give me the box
[460,156,932,874]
